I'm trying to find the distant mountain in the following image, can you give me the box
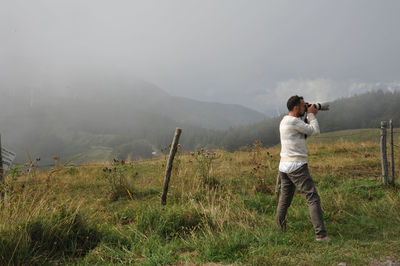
[3,74,397,165]
[1,75,265,130]
[0,74,265,163]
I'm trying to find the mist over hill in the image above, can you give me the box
[1,74,266,129]
[1,79,399,165]
[221,90,400,151]
[0,75,264,164]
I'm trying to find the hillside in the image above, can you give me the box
[0,75,264,164]
[0,136,399,265]
[221,90,400,151]
[1,89,399,165]
[0,76,266,130]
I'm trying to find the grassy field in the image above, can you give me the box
[0,128,399,265]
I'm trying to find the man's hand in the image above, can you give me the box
[308,104,318,115]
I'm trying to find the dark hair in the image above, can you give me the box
[287,95,303,111]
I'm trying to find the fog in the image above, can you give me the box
[1,0,400,114]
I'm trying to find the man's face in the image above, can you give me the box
[297,99,306,117]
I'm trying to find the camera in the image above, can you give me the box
[305,102,329,111]
[302,102,329,139]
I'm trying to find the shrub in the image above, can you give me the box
[101,160,137,201]
[0,209,101,265]
[193,149,220,189]
[135,206,205,238]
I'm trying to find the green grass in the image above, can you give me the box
[1,132,400,265]
[307,128,383,144]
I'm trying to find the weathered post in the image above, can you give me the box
[389,120,395,185]
[0,134,4,200]
[380,121,388,186]
[161,128,182,205]
[53,157,60,168]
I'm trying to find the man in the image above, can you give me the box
[276,95,330,242]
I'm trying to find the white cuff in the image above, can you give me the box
[307,113,316,121]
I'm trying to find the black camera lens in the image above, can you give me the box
[306,103,322,110]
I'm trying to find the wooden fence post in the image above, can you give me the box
[53,157,60,168]
[161,128,182,206]
[389,120,395,185]
[380,121,388,186]
[0,134,4,200]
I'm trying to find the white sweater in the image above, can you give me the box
[279,113,320,163]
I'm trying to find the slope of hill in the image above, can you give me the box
[0,139,399,265]
[1,76,266,130]
[221,90,400,151]
[1,87,399,165]
[307,128,382,144]
[0,75,264,163]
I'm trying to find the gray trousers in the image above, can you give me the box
[276,164,327,238]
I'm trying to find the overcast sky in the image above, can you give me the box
[1,0,400,113]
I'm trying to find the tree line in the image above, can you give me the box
[1,90,398,163]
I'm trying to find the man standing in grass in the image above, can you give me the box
[276,95,330,242]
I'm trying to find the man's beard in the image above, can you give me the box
[297,110,305,117]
